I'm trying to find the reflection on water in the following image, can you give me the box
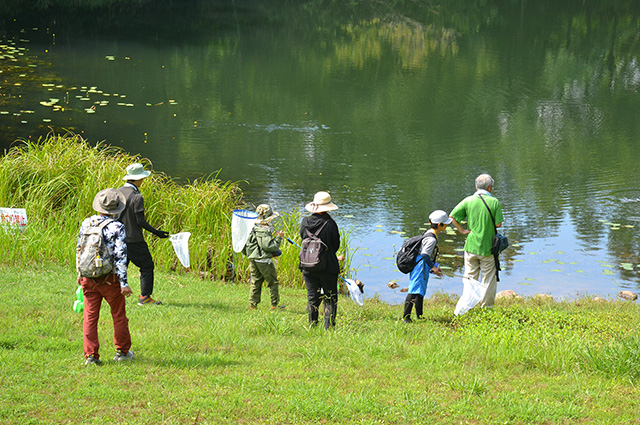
[1,0,640,303]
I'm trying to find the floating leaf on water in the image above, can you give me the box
[360,253,373,257]
[557,261,565,265]
[441,254,457,258]
[575,270,585,273]
[568,262,578,265]
[454,248,465,252]
[510,259,524,263]
[0,111,8,114]
[556,251,565,255]
[528,252,538,255]
[375,225,383,228]
[511,243,521,247]
[444,239,454,243]
[382,257,394,261]
[439,265,452,270]
[105,55,115,60]
[343,215,354,218]
[42,118,51,122]
[620,263,633,268]
[374,229,383,232]
[601,264,614,268]
[602,270,615,275]
[419,227,427,231]
[549,269,562,272]
[525,278,535,281]
[542,259,556,264]
[517,282,532,286]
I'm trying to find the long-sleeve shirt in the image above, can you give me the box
[77,215,129,287]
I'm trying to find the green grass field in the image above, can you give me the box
[2,264,640,424]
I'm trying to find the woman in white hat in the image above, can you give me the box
[299,191,344,329]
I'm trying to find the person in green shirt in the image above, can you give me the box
[449,174,503,308]
[243,204,285,310]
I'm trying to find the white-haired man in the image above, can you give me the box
[449,174,503,307]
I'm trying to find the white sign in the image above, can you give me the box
[0,208,28,230]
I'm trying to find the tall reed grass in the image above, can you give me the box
[0,132,343,287]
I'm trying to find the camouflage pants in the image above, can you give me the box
[249,260,280,308]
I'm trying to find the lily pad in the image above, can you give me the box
[525,277,535,281]
[602,270,615,275]
[575,270,585,273]
[549,269,562,272]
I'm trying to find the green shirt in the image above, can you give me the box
[450,192,503,256]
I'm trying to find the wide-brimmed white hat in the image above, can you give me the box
[305,191,338,213]
[92,188,126,215]
[122,163,151,181]
[255,204,279,225]
[429,210,453,225]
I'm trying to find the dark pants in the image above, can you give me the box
[403,293,424,321]
[127,241,155,297]
[81,275,131,359]
[303,270,338,329]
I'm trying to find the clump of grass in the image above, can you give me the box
[0,132,241,280]
[581,336,640,380]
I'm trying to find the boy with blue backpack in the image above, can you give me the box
[401,210,451,323]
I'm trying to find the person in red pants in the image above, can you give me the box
[77,188,134,366]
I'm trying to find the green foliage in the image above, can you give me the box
[0,133,352,288]
[582,336,640,380]
[0,133,243,280]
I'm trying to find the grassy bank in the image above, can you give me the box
[2,265,640,424]
[0,133,339,288]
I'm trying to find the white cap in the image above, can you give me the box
[429,210,453,225]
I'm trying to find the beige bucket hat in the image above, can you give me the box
[255,204,279,225]
[92,188,126,215]
[305,191,338,213]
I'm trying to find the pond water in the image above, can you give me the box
[2,1,640,303]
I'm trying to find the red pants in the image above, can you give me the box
[81,275,131,359]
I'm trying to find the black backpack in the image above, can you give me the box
[299,221,328,271]
[396,231,437,274]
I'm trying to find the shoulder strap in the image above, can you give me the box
[478,194,497,232]
[97,218,114,231]
[305,220,328,239]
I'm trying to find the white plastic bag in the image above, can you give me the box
[170,232,191,268]
[344,278,364,306]
[232,209,258,253]
[454,277,487,316]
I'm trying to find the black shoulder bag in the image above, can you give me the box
[478,194,509,282]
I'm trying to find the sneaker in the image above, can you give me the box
[138,295,162,306]
[85,355,102,366]
[271,305,286,310]
[114,349,135,362]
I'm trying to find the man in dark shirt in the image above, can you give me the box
[117,163,169,305]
